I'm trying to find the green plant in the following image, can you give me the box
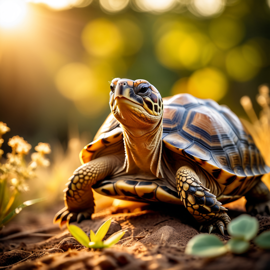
[0,122,50,230]
[185,214,270,257]
[67,217,126,249]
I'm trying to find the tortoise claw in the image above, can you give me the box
[77,213,85,223]
[77,212,91,223]
[54,207,68,224]
[208,225,214,234]
[54,207,93,228]
[216,220,225,236]
[218,225,225,236]
[199,213,230,235]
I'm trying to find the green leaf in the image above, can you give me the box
[254,231,270,249]
[185,234,228,258]
[227,238,250,254]
[95,218,112,241]
[227,214,259,241]
[68,224,90,248]
[90,230,98,242]
[89,241,106,249]
[104,230,126,247]
[0,198,45,228]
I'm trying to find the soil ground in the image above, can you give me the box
[0,200,270,270]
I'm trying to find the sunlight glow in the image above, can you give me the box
[156,26,214,70]
[29,0,92,10]
[171,68,228,101]
[82,18,123,57]
[100,0,129,12]
[190,0,225,17]
[0,0,28,29]
[135,0,176,13]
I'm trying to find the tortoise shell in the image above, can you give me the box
[80,93,269,196]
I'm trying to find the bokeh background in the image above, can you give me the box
[1,0,270,204]
[1,0,270,146]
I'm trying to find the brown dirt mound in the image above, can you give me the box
[0,202,270,270]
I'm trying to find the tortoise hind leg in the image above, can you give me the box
[176,166,231,235]
[54,155,121,227]
[245,180,270,215]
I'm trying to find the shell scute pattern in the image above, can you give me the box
[163,94,270,182]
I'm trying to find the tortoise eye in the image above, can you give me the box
[139,87,149,93]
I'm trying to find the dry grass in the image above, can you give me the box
[240,85,270,189]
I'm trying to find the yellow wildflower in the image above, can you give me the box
[31,152,50,167]
[17,141,31,155]
[7,153,22,165]
[0,138,3,148]
[8,136,25,148]
[8,136,31,155]
[0,122,10,136]
[35,143,51,155]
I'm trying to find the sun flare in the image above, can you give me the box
[0,0,28,29]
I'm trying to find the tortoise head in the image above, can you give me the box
[109,78,163,129]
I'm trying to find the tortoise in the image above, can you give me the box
[54,78,270,234]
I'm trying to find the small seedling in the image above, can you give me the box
[185,214,270,258]
[67,217,126,249]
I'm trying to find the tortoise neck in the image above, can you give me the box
[121,119,164,178]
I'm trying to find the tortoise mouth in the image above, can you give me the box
[111,95,162,118]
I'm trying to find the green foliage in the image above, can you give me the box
[254,231,270,249]
[67,218,126,249]
[227,214,258,241]
[185,234,228,257]
[227,238,250,254]
[68,224,90,247]
[185,214,270,258]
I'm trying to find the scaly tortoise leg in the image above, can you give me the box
[245,180,270,215]
[54,155,120,227]
[176,166,231,235]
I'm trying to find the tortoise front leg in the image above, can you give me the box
[54,155,120,227]
[176,166,231,235]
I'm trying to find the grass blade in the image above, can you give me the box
[2,190,17,216]
[0,198,45,228]
[95,218,112,241]
[68,224,90,248]
[104,230,126,247]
